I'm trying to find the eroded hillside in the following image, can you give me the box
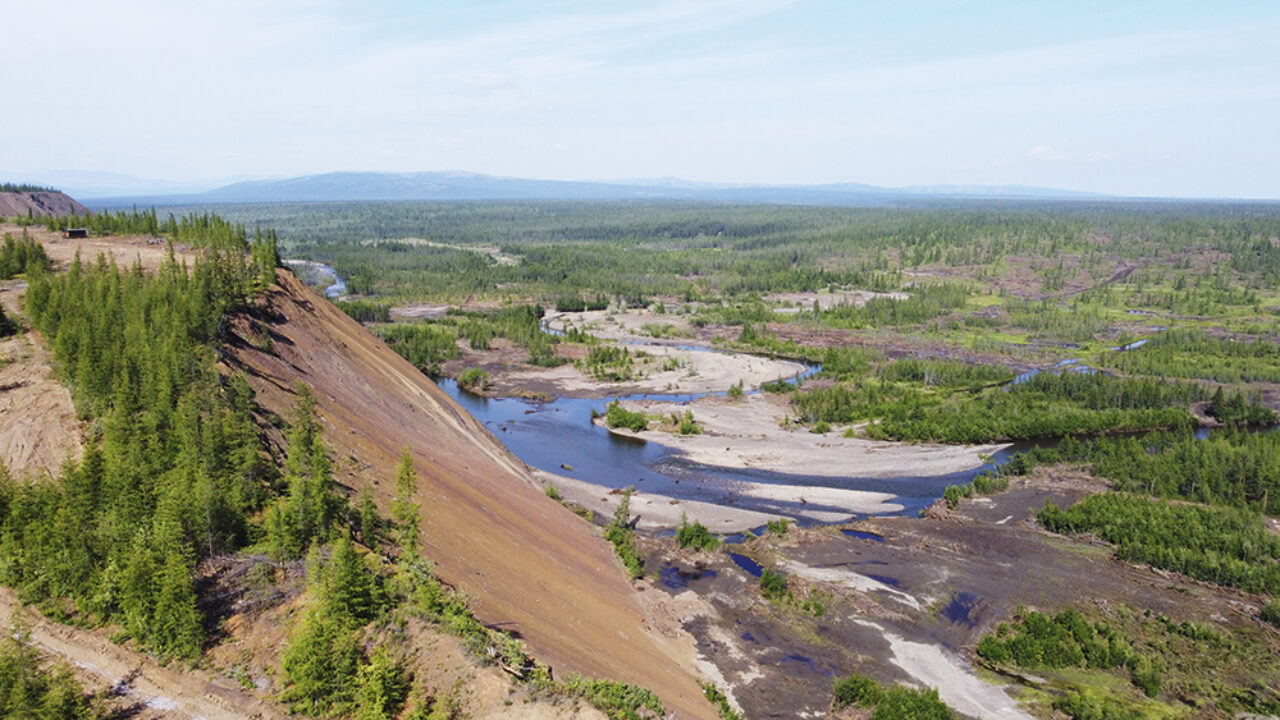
[0,191,90,218]
[223,270,715,719]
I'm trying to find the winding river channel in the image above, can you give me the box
[436,367,1023,522]
[297,262,1268,525]
[435,335,1273,523]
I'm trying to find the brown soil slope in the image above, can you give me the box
[224,270,714,719]
[0,191,90,218]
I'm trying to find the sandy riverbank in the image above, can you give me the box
[529,468,900,532]
[492,340,805,399]
[601,393,1009,479]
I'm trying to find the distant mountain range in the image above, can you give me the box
[31,170,1110,207]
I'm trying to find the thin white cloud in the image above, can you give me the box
[2,1,1277,197]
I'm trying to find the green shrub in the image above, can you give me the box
[458,367,489,391]
[557,676,664,720]
[701,683,744,720]
[872,686,954,720]
[766,518,790,535]
[675,514,721,551]
[677,410,702,435]
[972,470,1010,494]
[1263,598,1280,628]
[1052,691,1145,720]
[976,635,1011,665]
[942,483,973,509]
[1128,657,1162,698]
[832,673,883,709]
[605,402,649,432]
[759,568,789,602]
[606,490,644,579]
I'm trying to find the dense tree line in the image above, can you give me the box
[0,183,60,193]
[375,323,460,376]
[0,231,51,279]
[1002,429,1280,516]
[792,368,1204,443]
[976,607,1160,698]
[1038,494,1280,594]
[0,221,278,662]
[154,200,1280,312]
[1099,329,1280,384]
[376,305,567,375]
[335,299,391,323]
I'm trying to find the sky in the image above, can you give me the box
[4,0,1280,198]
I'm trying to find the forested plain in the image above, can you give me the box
[24,199,1280,718]
[141,199,1280,720]
[135,199,1280,444]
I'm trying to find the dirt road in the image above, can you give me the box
[0,588,290,720]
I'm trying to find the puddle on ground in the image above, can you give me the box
[943,591,979,626]
[729,552,764,578]
[659,564,718,589]
[778,653,838,677]
[741,631,757,642]
[865,573,902,589]
[723,525,770,544]
[841,529,885,542]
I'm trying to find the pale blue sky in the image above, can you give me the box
[5,1,1279,198]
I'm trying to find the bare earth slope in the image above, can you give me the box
[225,270,714,719]
[0,191,90,218]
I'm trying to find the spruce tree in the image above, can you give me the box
[326,535,379,624]
[391,451,420,560]
[150,548,203,663]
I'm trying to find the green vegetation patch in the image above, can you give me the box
[976,607,1159,698]
[794,368,1203,444]
[675,514,721,551]
[604,402,649,432]
[1039,493,1280,594]
[0,220,279,663]
[830,673,953,719]
[0,621,102,719]
[979,603,1280,718]
[605,490,644,579]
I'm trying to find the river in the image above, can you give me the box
[307,264,1265,523]
[435,373,1030,521]
[283,259,347,298]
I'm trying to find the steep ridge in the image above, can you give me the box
[0,191,90,218]
[223,270,715,719]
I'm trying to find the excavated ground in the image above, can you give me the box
[650,467,1279,717]
[223,270,716,719]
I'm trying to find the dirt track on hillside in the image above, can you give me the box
[4,222,195,270]
[223,271,716,719]
[0,587,290,720]
[0,327,81,479]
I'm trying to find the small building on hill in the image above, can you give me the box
[62,228,88,239]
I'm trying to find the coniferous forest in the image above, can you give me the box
[3,198,1280,719]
